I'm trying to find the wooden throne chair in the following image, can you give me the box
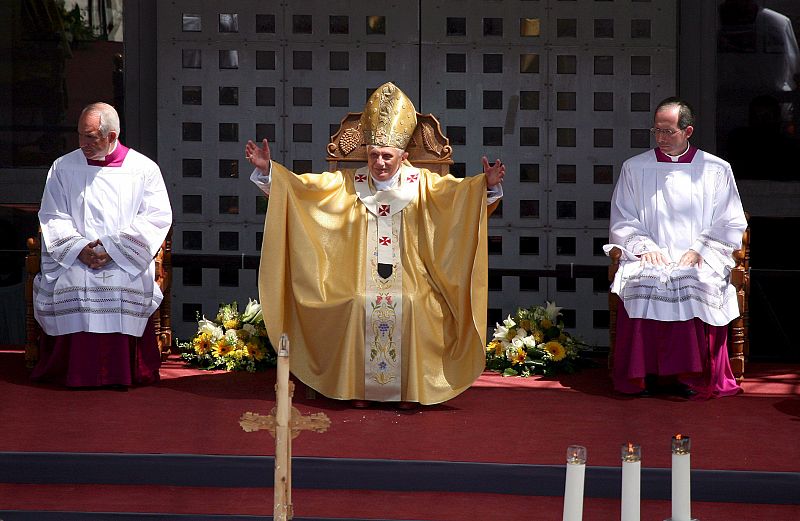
[24,228,174,368]
[326,111,454,174]
[326,111,500,216]
[607,220,750,383]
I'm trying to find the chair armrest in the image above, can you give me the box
[25,234,42,368]
[608,246,622,282]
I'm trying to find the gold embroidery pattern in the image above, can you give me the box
[368,253,399,386]
[360,82,417,150]
[369,291,398,385]
[367,208,403,388]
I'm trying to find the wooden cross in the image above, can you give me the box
[239,334,330,521]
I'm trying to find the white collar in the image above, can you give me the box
[354,164,420,217]
[372,169,401,191]
[667,142,691,162]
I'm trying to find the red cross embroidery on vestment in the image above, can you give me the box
[379,236,391,246]
[379,204,390,216]
[406,173,419,183]
[355,174,367,182]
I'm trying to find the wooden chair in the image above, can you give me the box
[326,112,454,174]
[607,219,750,383]
[152,229,173,358]
[326,111,501,218]
[24,229,173,368]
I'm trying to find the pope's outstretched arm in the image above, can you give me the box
[246,138,273,195]
[482,155,505,207]
[246,138,271,171]
[482,155,505,188]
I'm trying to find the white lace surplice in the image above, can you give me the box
[34,149,172,336]
[604,149,747,326]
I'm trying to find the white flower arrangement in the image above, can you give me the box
[486,302,586,377]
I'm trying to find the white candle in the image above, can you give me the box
[621,443,641,521]
[563,445,586,521]
[670,435,692,521]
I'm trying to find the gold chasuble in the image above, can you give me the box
[259,161,490,405]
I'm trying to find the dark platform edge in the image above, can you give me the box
[0,452,797,508]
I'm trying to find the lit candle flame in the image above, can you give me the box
[566,445,587,465]
[622,442,641,462]
[671,434,690,455]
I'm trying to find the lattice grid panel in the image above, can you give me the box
[158,0,676,346]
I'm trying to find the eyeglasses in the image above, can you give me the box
[649,127,683,136]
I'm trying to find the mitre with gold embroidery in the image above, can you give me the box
[360,82,417,150]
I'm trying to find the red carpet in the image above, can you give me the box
[1,349,799,519]
[2,351,798,470]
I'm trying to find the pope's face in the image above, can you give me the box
[367,146,408,182]
[653,105,693,156]
[78,111,115,160]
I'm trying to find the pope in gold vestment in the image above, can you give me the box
[259,161,491,404]
[247,82,505,405]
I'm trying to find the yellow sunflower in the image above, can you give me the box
[543,341,567,362]
[223,318,241,330]
[509,346,526,365]
[541,318,553,330]
[192,332,212,355]
[246,342,266,361]
[213,340,234,357]
[487,340,504,356]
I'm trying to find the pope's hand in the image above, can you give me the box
[245,138,271,172]
[482,156,505,187]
